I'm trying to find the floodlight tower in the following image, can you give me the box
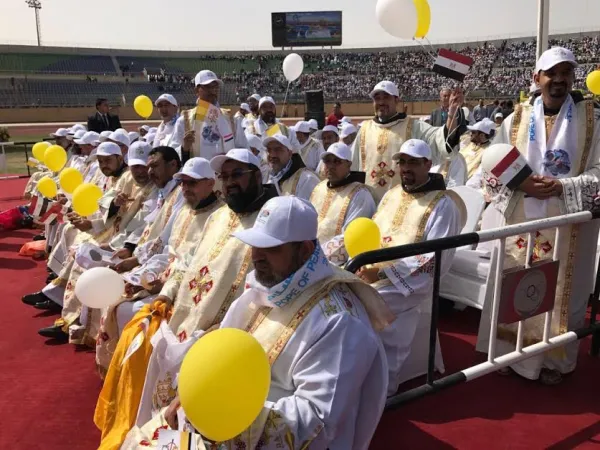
[25,0,42,46]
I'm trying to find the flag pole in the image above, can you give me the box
[536,0,550,60]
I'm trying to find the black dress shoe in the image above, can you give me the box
[33,234,46,241]
[33,300,62,312]
[38,325,68,341]
[22,291,50,306]
[46,273,58,284]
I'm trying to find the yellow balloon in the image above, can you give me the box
[72,183,103,216]
[59,167,84,194]
[179,328,271,442]
[44,145,68,172]
[586,70,600,95]
[32,141,51,163]
[133,95,153,119]
[414,0,431,38]
[344,217,382,259]
[37,176,57,199]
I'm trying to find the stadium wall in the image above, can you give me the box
[0,101,442,123]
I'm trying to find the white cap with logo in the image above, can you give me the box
[175,157,216,180]
[96,142,122,157]
[128,131,140,143]
[240,103,250,112]
[263,134,293,152]
[535,47,578,73]
[246,134,266,153]
[294,121,311,134]
[194,70,223,87]
[467,118,496,135]
[321,125,340,136]
[155,93,178,107]
[259,96,276,108]
[210,148,261,173]
[127,141,152,166]
[50,128,69,138]
[99,130,113,142]
[392,139,432,161]
[108,130,131,148]
[233,196,318,248]
[495,112,504,119]
[74,131,101,146]
[340,123,357,138]
[321,142,352,163]
[307,119,318,130]
[370,80,400,99]
[68,129,86,141]
[68,124,87,135]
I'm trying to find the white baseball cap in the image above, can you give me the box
[340,123,357,139]
[392,139,432,161]
[246,134,265,153]
[108,131,130,148]
[263,134,293,152]
[145,133,156,145]
[321,125,339,136]
[210,148,261,173]
[535,47,578,73]
[68,124,86,135]
[155,93,178,107]
[175,157,216,180]
[50,128,69,138]
[370,80,400,99]
[74,131,100,146]
[128,131,140,143]
[232,196,318,248]
[194,70,223,87]
[240,102,250,112]
[140,125,150,132]
[321,142,352,163]
[307,119,318,130]
[248,93,261,102]
[148,127,158,133]
[99,130,113,142]
[295,121,311,134]
[68,129,86,141]
[340,116,352,124]
[96,142,122,157]
[467,118,496,135]
[127,142,151,166]
[495,112,504,119]
[259,96,276,108]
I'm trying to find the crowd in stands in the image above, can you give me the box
[0,34,598,108]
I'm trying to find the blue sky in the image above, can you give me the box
[1,0,599,51]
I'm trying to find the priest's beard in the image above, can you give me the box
[254,245,305,288]
[224,175,260,213]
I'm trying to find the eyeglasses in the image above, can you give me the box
[217,169,254,182]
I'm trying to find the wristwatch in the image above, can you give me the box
[377,269,388,280]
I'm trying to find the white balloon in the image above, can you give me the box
[376,0,418,40]
[75,267,125,309]
[282,53,304,82]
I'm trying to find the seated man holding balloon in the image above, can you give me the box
[122,196,393,450]
[309,142,377,266]
[94,157,222,376]
[356,139,466,396]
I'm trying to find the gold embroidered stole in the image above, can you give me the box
[299,138,319,165]
[497,100,595,348]
[459,141,489,179]
[182,100,222,157]
[280,168,308,196]
[137,185,182,248]
[359,118,413,201]
[168,206,257,340]
[371,186,448,288]
[310,180,365,243]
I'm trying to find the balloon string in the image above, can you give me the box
[413,37,437,63]
[281,82,291,118]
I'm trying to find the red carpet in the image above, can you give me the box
[1,178,599,449]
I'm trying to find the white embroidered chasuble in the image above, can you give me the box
[277,167,320,201]
[459,140,491,179]
[122,252,393,450]
[350,117,450,202]
[476,99,600,380]
[298,137,325,171]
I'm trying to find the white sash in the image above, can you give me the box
[525,95,578,218]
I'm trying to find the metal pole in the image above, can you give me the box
[426,250,442,385]
[536,0,550,59]
[35,8,41,46]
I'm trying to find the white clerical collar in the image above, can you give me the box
[160,178,178,198]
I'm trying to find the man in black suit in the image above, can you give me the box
[87,98,122,133]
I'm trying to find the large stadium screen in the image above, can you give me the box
[271,11,342,47]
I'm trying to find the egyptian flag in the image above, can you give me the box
[39,202,68,225]
[489,146,533,190]
[28,194,51,218]
[28,195,68,225]
[432,49,474,82]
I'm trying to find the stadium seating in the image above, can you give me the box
[0,33,598,108]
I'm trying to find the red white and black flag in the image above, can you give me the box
[28,195,68,225]
[489,146,533,190]
[432,49,474,82]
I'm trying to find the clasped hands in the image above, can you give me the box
[519,175,563,199]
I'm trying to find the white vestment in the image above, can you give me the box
[298,137,325,171]
[431,152,467,188]
[476,98,600,380]
[152,117,178,148]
